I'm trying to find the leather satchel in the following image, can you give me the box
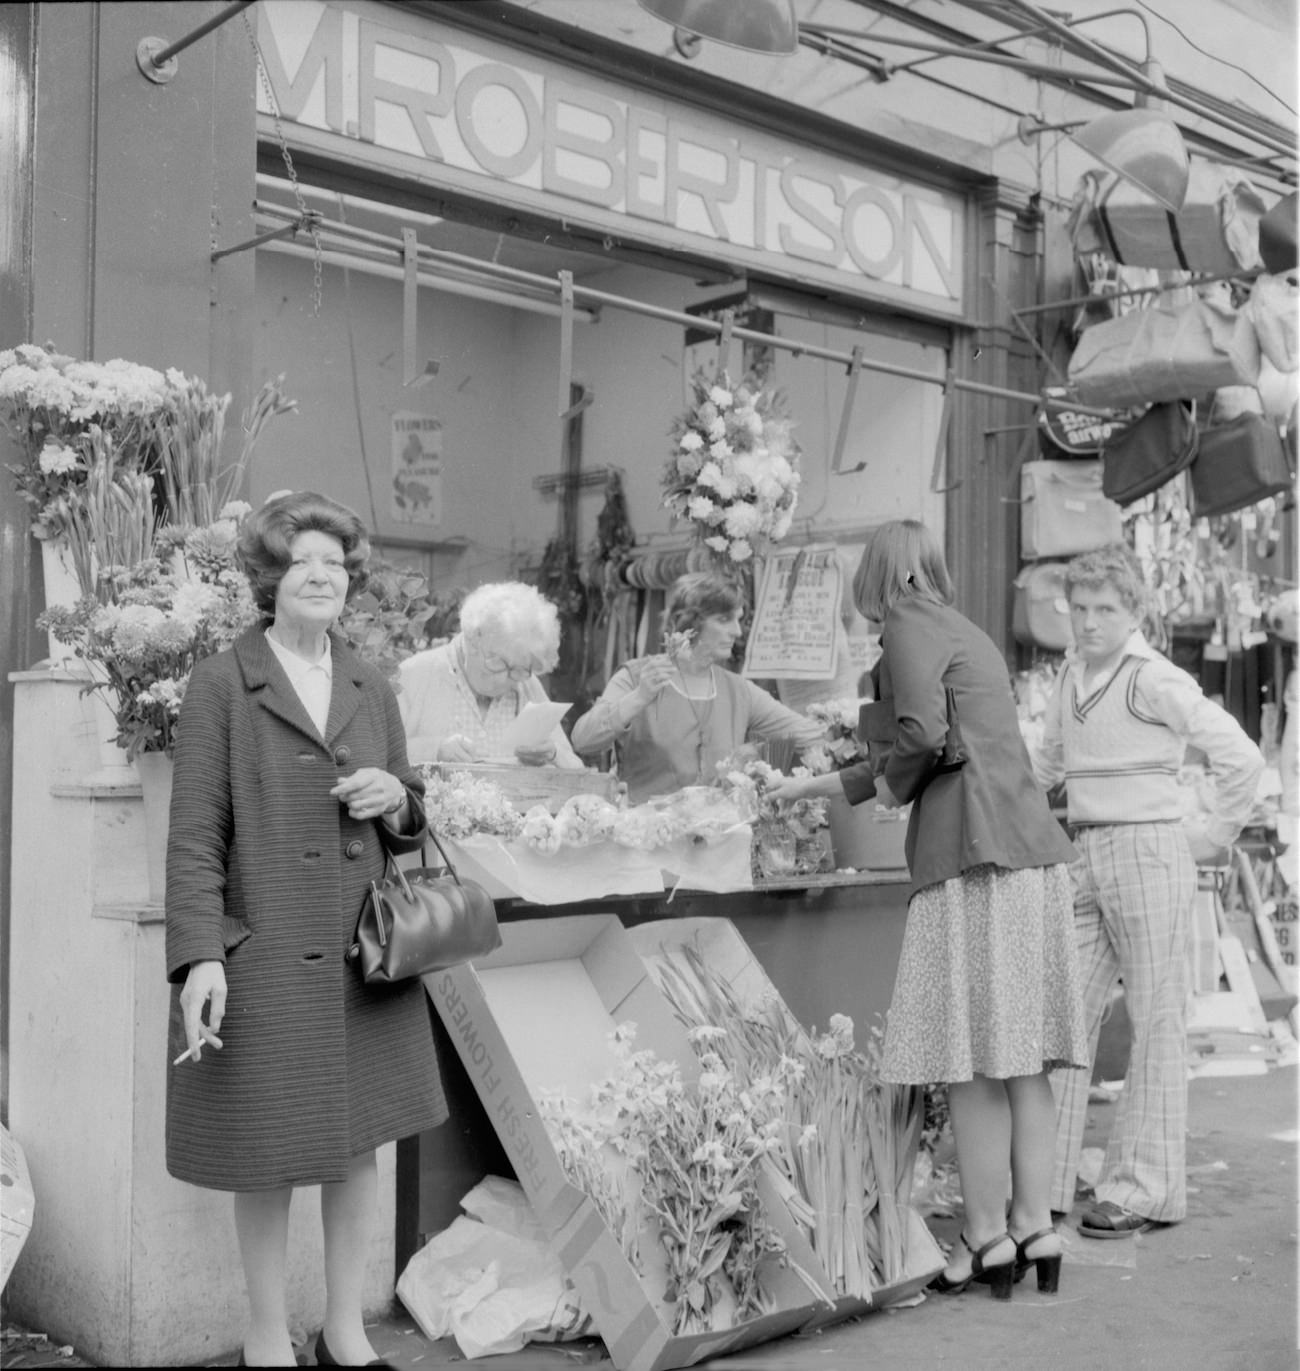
[1100,401,1198,506]
[349,831,500,984]
[1190,409,1294,519]
[858,686,966,777]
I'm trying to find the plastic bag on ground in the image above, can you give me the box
[396,1178,591,1359]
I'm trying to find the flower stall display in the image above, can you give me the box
[662,370,800,566]
[715,757,830,879]
[37,507,259,760]
[419,769,756,902]
[799,698,872,777]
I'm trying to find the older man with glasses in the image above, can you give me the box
[398,581,585,769]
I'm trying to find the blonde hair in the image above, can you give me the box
[852,520,953,623]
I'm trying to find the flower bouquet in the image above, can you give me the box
[539,1022,806,1335]
[36,505,259,759]
[716,757,830,878]
[662,370,800,566]
[800,698,871,776]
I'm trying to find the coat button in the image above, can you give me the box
[334,746,351,765]
[345,840,364,859]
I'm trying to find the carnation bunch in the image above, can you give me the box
[662,369,800,565]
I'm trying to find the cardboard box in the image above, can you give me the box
[423,916,835,1371]
[627,917,944,1328]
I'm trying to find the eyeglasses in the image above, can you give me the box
[479,650,534,681]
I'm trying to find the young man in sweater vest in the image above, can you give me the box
[1033,545,1263,1238]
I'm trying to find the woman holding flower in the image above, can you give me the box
[165,491,444,1368]
[770,521,1087,1300]
[571,572,823,803]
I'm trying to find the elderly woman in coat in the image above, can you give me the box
[165,491,445,1369]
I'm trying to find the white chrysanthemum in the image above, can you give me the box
[679,429,704,452]
[219,500,252,521]
[768,454,793,484]
[687,494,718,522]
[724,503,761,538]
[708,385,733,409]
[37,440,78,475]
[170,580,221,630]
[707,416,727,441]
[696,457,724,490]
[708,439,731,461]
[728,538,753,562]
[705,534,729,553]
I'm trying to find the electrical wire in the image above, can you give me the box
[1132,0,1297,117]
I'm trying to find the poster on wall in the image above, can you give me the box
[391,413,443,526]
[743,545,843,680]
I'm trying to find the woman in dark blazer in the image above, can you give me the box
[770,520,1086,1301]
[165,492,445,1368]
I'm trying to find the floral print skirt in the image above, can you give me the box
[881,862,1088,1084]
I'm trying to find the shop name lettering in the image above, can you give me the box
[260,4,959,298]
[437,976,546,1189]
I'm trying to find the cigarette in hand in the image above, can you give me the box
[173,1035,223,1065]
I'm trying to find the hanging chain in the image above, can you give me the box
[242,8,323,315]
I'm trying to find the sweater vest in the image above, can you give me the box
[1060,655,1186,826]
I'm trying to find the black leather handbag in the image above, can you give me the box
[348,831,500,984]
[1190,409,1294,518]
[1100,401,1198,506]
[858,686,967,777]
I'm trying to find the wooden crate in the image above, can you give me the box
[424,762,622,814]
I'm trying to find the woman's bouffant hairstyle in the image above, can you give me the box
[852,519,953,623]
[662,572,743,640]
[238,491,371,615]
[1065,544,1148,617]
[460,582,562,674]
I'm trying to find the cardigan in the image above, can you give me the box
[164,626,446,1191]
[571,656,826,803]
[848,596,1076,894]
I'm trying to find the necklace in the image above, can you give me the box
[670,663,716,784]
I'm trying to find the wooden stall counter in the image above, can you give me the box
[401,869,912,1266]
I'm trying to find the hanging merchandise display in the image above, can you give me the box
[1019,460,1124,559]
[1100,401,1199,506]
[1190,407,1294,519]
[1067,162,1268,275]
[1037,388,1135,458]
[1258,192,1299,274]
[1012,563,1073,652]
[1245,272,1300,375]
[1068,292,1261,409]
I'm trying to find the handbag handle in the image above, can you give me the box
[377,827,467,905]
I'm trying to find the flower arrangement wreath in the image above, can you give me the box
[662,370,801,565]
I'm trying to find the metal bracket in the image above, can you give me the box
[211,211,322,263]
[831,345,866,475]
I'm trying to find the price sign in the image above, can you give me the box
[743,545,843,680]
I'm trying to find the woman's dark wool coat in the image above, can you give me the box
[164,626,447,1191]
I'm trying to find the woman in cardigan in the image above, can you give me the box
[570,571,824,802]
[770,521,1087,1300]
[398,580,584,769]
[165,492,444,1368]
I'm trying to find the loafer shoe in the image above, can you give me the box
[1078,1199,1164,1239]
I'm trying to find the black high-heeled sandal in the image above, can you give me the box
[1012,1227,1063,1294]
[928,1232,1015,1300]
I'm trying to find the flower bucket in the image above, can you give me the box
[39,539,82,666]
[827,796,909,872]
[135,751,173,905]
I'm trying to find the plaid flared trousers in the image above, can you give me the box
[1049,822,1196,1223]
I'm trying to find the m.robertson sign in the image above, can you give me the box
[258,0,967,315]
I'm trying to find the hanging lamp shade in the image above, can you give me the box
[1069,109,1190,213]
[636,0,799,54]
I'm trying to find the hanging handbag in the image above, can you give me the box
[348,831,500,984]
[1100,401,1198,506]
[1020,459,1124,558]
[1067,295,1261,410]
[1189,404,1294,519]
[1012,562,1072,651]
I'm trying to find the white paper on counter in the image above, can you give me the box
[492,701,571,756]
